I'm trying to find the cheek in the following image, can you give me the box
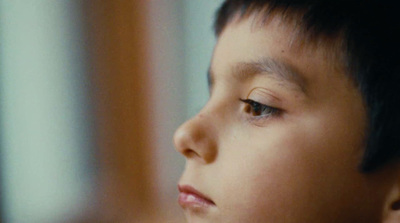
[216,152,297,222]
[214,110,370,221]
[216,128,322,221]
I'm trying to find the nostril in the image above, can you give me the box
[182,149,201,159]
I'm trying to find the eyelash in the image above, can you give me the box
[239,99,281,118]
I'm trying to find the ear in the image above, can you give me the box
[383,176,400,223]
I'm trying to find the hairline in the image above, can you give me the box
[215,4,349,78]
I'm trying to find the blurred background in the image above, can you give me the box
[0,1,223,222]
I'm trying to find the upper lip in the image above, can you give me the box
[178,184,215,205]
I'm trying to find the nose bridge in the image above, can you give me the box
[173,107,218,163]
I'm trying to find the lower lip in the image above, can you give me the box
[178,192,215,209]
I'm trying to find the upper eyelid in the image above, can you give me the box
[240,98,267,106]
[245,88,285,111]
[240,99,278,112]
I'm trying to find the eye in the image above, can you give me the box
[239,99,281,117]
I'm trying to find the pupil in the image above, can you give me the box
[252,102,261,115]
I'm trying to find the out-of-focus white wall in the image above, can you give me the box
[0,1,94,223]
[148,0,224,216]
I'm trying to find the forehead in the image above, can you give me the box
[210,14,348,97]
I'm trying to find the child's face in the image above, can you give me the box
[174,15,395,223]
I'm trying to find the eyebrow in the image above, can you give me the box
[208,57,307,94]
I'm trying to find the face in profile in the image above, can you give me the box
[174,14,397,223]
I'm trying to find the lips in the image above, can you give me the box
[178,185,216,209]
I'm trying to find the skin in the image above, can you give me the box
[174,14,397,223]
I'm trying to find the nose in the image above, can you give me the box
[173,112,218,163]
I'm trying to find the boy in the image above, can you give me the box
[174,0,400,222]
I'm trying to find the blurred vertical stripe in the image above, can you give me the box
[84,0,156,221]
